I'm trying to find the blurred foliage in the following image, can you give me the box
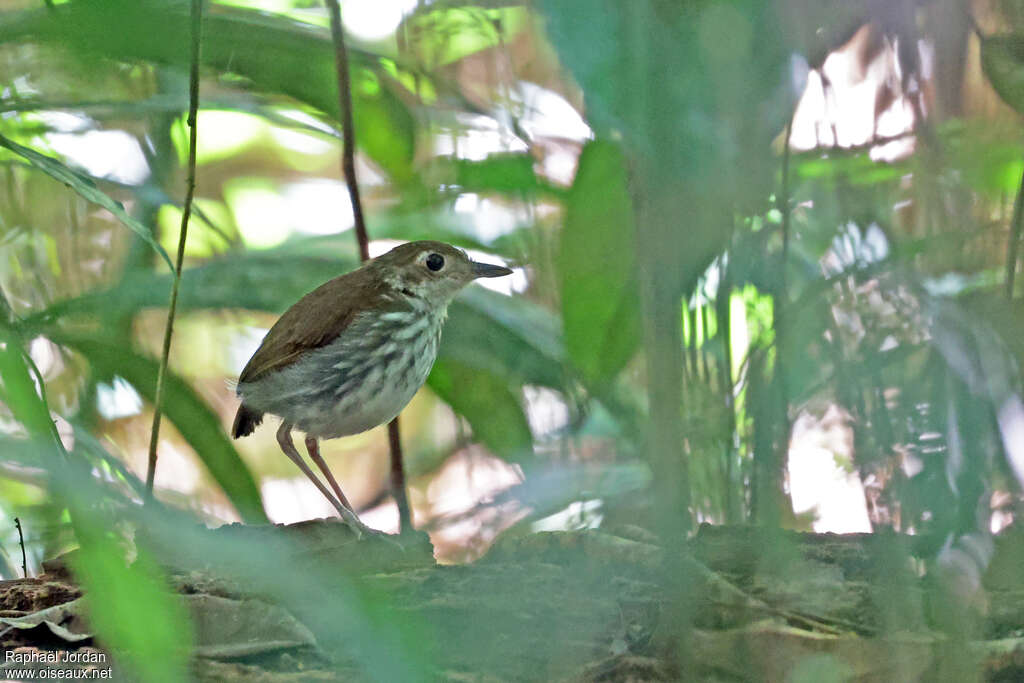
[558,140,639,390]
[1,0,1024,679]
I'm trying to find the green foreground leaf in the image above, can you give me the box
[49,332,267,524]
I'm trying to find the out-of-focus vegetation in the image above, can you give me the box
[2,0,1024,679]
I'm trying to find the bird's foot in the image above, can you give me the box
[344,518,407,550]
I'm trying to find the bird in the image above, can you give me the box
[231,240,513,537]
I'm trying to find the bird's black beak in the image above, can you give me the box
[472,261,513,278]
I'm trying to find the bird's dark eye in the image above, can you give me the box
[425,253,445,271]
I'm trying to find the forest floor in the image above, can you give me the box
[1,523,1023,681]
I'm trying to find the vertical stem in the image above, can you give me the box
[1004,162,1024,300]
[387,416,412,531]
[755,114,794,526]
[700,303,711,384]
[325,0,413,533]
[145,0,202,498]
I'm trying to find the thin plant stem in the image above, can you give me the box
[1005,161,1024,300]
[325,0,413,534]
[145,0,203,498]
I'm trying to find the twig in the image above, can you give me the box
[777,114,794,358]
[1005,161,1024,300]
[13,517,27,578]
[325,0,413,534]
[145,0,203,498]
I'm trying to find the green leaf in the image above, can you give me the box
[539,0,787,206]
[0,325,190,680]
[48,332,268,524]
[558,140,641,388]
[427,359,533,461]
[0,132,173,270]
[1,0,416,183]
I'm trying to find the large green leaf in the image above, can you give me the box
[0,326,192,682]
[558,141,640,388]
[427,358,533,462]
[47,332,268,524]
[71,522,192,683]
[448,286,565,387]
[0,132,173,270]
[539,0,788,206]
[0,0,416,182]
[980,33,1024,117]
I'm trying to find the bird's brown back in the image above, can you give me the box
[238,272,382,384]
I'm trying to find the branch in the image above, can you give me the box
[326,1,369,261]
[146,0,203,497]
[14,517,27,578]
[325,0,413,533]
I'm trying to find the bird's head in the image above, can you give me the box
[370,240,512,305]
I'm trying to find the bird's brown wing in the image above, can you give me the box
[238,275,363,384]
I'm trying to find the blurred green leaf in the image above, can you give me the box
[435,153,564,197]
[48,333,268,524]
[0,337,60,448]
[0,320,190,680]
[71,535,191,683]
[0,0,415,182]
[558,140,640,388]
[0,132,173,270]
[540,0,788,207]
[428,358,533,461]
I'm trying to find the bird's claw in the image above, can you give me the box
[347,520,406,550]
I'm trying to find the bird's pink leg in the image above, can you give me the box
[276,422,367,537]
[305,436,354,512]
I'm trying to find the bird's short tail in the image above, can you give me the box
[232,404,264,438]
